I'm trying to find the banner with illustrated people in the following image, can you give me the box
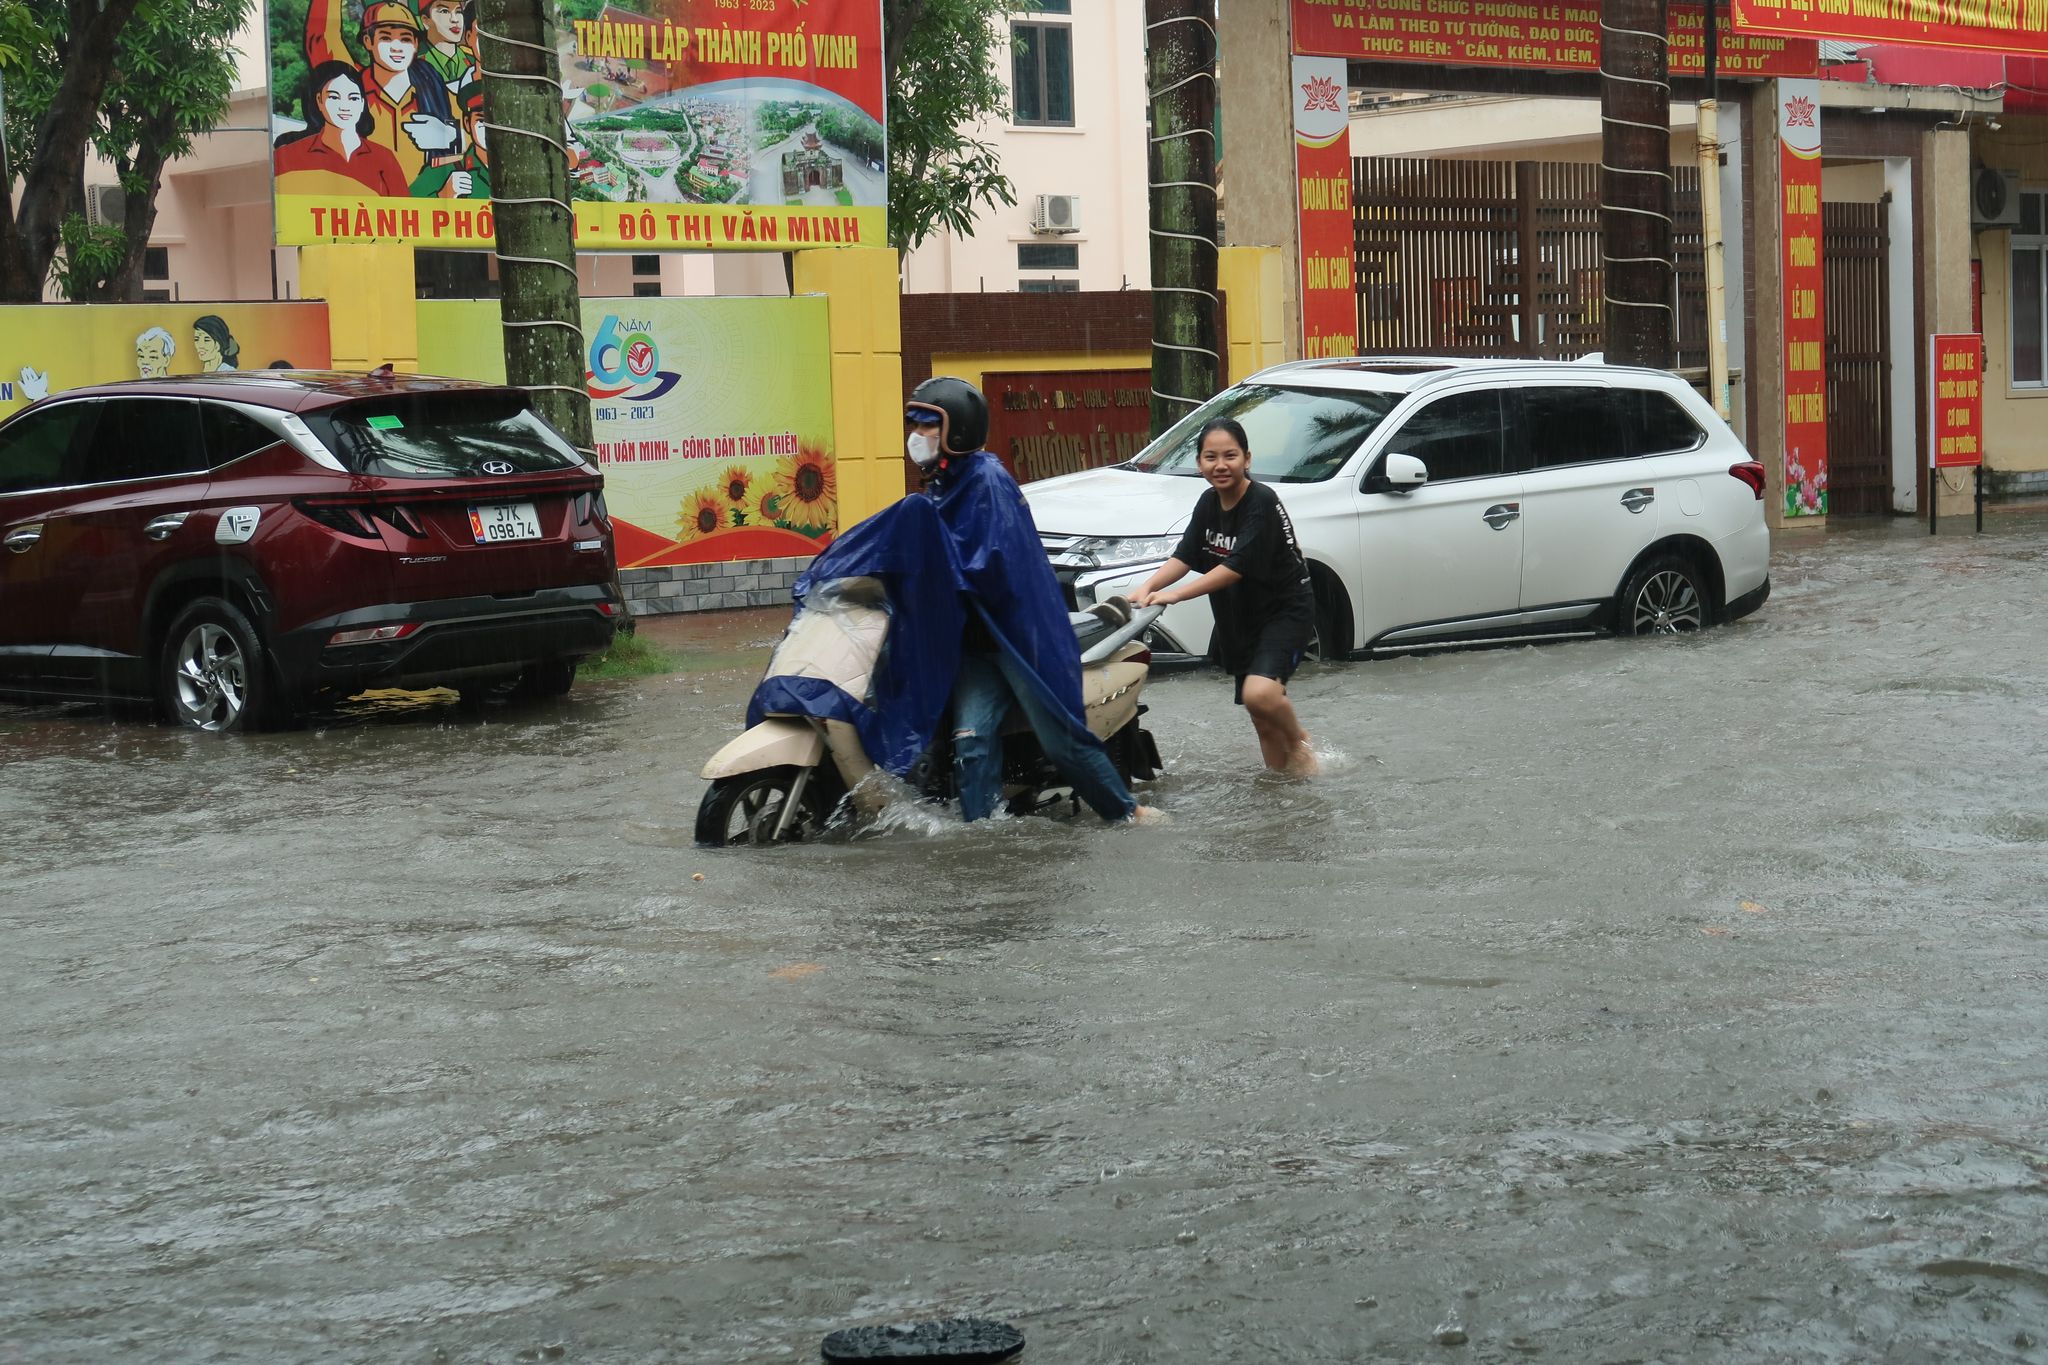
[417,296,837,567]
[266,0,887,249]
[0,303,333,417]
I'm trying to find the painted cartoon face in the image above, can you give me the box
[424,0,464,45]
[136,337,172,379]
[370,26,417,74]
[319,75,366,131]
[193,330,223,369]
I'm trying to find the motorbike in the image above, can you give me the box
[695,578,1166,846]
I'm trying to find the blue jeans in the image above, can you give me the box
[951,649,1136,823]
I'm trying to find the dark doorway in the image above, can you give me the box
[1823,198,1892,516]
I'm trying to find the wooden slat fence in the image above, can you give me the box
[1351,157,1707,368]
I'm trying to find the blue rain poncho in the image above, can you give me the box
[746,451,1101,776]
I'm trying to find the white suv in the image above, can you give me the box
[1024,357,1770,662]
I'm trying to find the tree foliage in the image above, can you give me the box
[1,0,247,301]
[882,0,1021,252]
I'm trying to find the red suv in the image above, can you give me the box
[0,371,622,730]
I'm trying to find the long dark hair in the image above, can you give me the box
[1198,417,1251,455]
[297,61,375,140]
[192,315,240,368]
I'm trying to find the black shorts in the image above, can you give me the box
[1231,619,1312,705]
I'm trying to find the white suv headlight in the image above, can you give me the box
[1068,535,1179,569]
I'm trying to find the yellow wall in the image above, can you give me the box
[1974,125,2048,476]
[793,246,903,529]
[299,243,418,372]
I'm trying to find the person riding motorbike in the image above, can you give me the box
[904,377,1160,825]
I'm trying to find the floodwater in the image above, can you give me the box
[5,517,2047,1363]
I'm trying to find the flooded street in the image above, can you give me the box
[6,517,2047,1363]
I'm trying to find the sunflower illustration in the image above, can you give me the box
[677,487,727,543]
[771,445,836,532]
[758,490,785,524]
[719,465,754,504]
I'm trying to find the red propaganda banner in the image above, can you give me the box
[270,0,886,249]
[1294,55,1357,360]
[1779,79,1827,519]
[1930,335,1984,469]
[1290,1,1817,78]
[985,370,1154,484]
[1733,0,2048,58]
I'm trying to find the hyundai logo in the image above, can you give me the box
[480,459,516,476]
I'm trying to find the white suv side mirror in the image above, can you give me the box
[1381,452,1429,492]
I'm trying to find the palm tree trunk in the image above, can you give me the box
[478,0,594,457]
[1144,0,1219,438]
[1599,0,1674,368]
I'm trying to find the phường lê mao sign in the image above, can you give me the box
[268,0,885,249]
[1734,0,2048,58]
[1779,79,1827,519]
[984,370,1154,485]
[1930,335,1984,469]
[1290,1,1817,78]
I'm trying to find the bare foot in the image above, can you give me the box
[1128,804,1170,825]
[1285,738,1320,778]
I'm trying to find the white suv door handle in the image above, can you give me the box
[4,523,41,553]
[1621,488,1655,514]
[1482,503,1520,530]
[145,512,191,541]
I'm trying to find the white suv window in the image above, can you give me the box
[1129,384,1400,483]
[1375,390,1505,483]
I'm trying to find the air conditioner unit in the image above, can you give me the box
[1972,167,2021,229]
[1031,193,1080,235]
[86,183,126,227]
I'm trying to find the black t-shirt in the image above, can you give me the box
[1172,480,1315,672]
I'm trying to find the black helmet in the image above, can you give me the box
[907,376,988,456]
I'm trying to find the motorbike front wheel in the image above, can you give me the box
[695,765,833,847]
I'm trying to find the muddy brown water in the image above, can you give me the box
[5,519,2047,1362]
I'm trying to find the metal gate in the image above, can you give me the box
[1351,157,1707,368]
[1823,200,1892,516]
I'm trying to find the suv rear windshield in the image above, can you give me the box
[304,392,583,478]
[1127,383,1399,482]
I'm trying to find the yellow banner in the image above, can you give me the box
[417,296,837,567]
[279,196,887,251]
[0,303,333,418]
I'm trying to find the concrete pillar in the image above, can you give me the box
[1744,83,1797,530]
[1218,245,1288,382]
[1219,0,1301,361]
[299,243,418,371]
[1922,124,1975,523]
[793,245,903,529]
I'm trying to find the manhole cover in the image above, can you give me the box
[820,1318,1025,1362]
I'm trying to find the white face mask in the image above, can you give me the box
[907,431,942,467]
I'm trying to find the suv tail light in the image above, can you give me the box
[295,500,380,540]
[1728,462,1767,499]
[373,505,427,539]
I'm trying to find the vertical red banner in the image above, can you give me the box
[1778,79,1827,518]
[1293,55,1356,359]
[1930,335,1984,469]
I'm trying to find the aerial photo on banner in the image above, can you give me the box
[265,0,886,249]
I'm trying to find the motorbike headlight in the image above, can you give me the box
[1070,535,1180,569]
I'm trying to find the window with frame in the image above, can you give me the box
[0,402,100,495]
[2012,188,2047,386]
[1379,390,1504,484]
[1623,389,1706,456]
[1018,243,1079,271]
[1520,386,1629,469]
[85,399,208,484]
[1012,19,1074,126]
[201,404,281,467]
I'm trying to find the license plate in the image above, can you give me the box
[469,502,541,544]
